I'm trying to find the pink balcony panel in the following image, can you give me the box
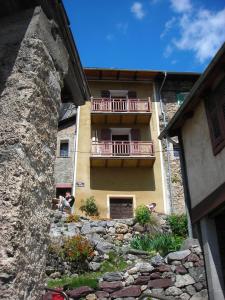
[91,98,151,113]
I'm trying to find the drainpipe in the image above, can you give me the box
[178,132,193,238]
[72,106,80,212]
[158,72,173,213]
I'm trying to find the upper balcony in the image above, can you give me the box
[90,140,155,167]
[91,98,152,124]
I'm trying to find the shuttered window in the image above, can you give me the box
[128,91,137,99]
[101,90,110,98]
[101,128,111,140]
[205,79,225,155]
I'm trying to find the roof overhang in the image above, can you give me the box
[159,42,225,140]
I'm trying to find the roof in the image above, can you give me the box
[84,67,200,82]
[159,42,225,139]
[59,103,76,122]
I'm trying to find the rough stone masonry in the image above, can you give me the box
[0,4,88,300]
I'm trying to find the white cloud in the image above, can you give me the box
[116,22,128,34]
[131,2,145,19]
[174,8,225,63]
[163,45,173,58]
[170,0,192,13]
[160,17,176,39]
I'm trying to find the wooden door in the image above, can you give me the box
[110,198,133,219]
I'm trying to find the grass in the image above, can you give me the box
[130,233,184,257]
[48,273,98,289]
[47,251,128,290]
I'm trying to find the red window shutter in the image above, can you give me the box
[128,91,137,99]
[101,129,111,140]
[101,90,110,98]
[130,129,140,141]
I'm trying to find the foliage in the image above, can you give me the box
[47,252,127,290]
[48,274,98,290]
[65,214,80,223]
[61,235,94,263]
[130,233,184,257]
[167,214,188,238]
[80,196,99,217]
[135,205,151,225]
[100,251,127,273]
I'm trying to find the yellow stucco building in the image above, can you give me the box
[75,68,167,218]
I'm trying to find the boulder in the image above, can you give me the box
[96,241,114,253]
[180,238,200,250]
[102,272,123,282]
[148,278,173,289]
[185,285,196,296]
[115,223,129,234]
[180,293,191,300]
[176,265,188,275]
[133,223,145,233]
[188,267,206,282]
[156,265,171,273]
[167,250,191,261]
[133,276,150,285]
[81,223,92,235]
[91,226,106,234]
[110,285,141,298]
[175,274,195,287]
[150,255,164,267]
[67,286,94,299]
[136,262,154,273]
[86,293,97,300]
[165,286,183,296]
[187,253,200,262]
[95,291,109,299]
[150,272,161,279]
[190,289,208,300]
[99,281,123,292]
[88,262,101,271]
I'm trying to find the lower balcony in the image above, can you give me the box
[90,141,155,167]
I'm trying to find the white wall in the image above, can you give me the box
[181,101,225,208]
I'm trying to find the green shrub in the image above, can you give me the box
[61,235,94,263]
[135,205,151,225]
[130,233,183,256]
[100,251,127,273]
[80,196,99,217]
[167,214,188,237]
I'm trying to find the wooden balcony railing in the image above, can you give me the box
[91,98,151,113]
[91,141,155,157]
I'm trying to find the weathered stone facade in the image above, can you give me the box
[158,76,199,214]
[54,103,77,194]
[0,3,88,299]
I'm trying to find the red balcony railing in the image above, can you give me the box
[91,141,155,157]
[91,98,151,113]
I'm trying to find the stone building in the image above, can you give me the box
[160,42,225,300]
[0,1,89,299]
[155,72,200,213]
[54,103,77,197]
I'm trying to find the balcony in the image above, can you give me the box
[90,141,155,167]
[91,98,152,124]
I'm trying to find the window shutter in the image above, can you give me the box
[101,90,110,98]
[128,91,137,99]
[130,129,140,141]
[101,128,111,140]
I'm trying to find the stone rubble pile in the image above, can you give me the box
[65,246,208,300]
[46,213,208,300]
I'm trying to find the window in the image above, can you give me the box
[176,92,189,106]
[205,79,225,155]
[173,144,180,159]
[60,141,69,157]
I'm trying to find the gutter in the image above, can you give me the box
[158,72,173,213]
[178,132,193,238]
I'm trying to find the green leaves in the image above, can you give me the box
[166,214,188,238]
[80,196,99,217]
[135,205,151,225]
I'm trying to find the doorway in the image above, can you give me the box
[109,197,133,219]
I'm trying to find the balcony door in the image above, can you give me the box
[110,197,133,219]
[112,134,130,156]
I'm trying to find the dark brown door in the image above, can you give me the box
[110,198,133,219]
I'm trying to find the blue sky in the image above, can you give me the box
[63,0,225,72]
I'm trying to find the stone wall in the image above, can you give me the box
[0,7,79,300]
[46,215,208,300]
[159,78,198,214]
[54,122,76,187]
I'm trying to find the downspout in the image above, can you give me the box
[72,106,80,212]
[178,132,193,238]
[158,72,173,213]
